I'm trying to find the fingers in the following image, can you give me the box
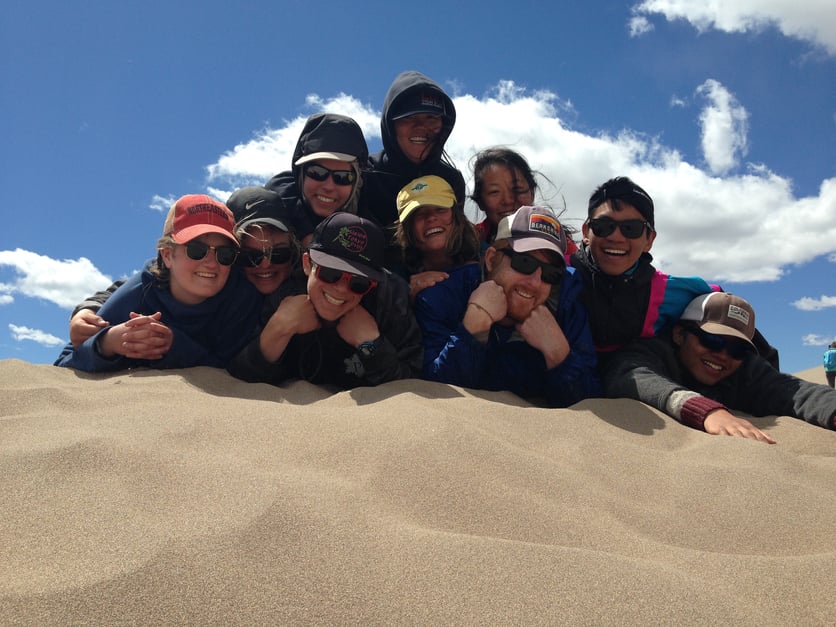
[125,312,163,326]
[723,423,777,444]
[704,410,776,444]
[410,272,449,295]
[70,310,109,347]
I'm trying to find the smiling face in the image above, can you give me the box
[673,325,745,385]
[484,245,555,323]
[394,113,443,164]
[302,253,364,322]
[409,204,454,256]
[301,158,356,218]
[239,225,293,295]
[476,163,535,230]
[161,233,234,305]
[582,200,656,276]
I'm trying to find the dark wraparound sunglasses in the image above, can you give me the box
[587,217,652,239]
[237,246,293,267]
[314,264,377,295]
[303,163,357,186]
[684,326,753,360]
[184,240,238,266]
[498,248,563,285]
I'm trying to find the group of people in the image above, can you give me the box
[55,70,836,443]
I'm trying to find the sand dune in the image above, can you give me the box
[1,359,834,624]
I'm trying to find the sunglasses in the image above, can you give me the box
[684,327,753,360]
[237,246,293,267]
[183,240,239,266]
[587,217,652,239]
[498,248,563,285]
[303,163,357,186]
[313,264,377,295]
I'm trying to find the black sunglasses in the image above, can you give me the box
[498,248,563,285]
[587,217,652,239]
[684,327,753,360]
[314,264,377,295]
[302,163,357,186]
[237,246,293,267]
[183,240,238,266]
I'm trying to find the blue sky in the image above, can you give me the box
[1,0,834,374]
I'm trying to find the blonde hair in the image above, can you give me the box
[299,160,364,215]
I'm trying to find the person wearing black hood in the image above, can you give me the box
[265,113,369,249]
[362,70,466,231]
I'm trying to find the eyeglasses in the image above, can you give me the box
[684,327,753,360]
[498,248,563,285]
[183,240,239,266]
[313,263,377,295]
[587,217,652,239]
[237,246,293,267]
[302,163,357,186]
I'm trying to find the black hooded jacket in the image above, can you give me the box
[570,245,780,370]
[265,113,369,241]
[361,71,466,229]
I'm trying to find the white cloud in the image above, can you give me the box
[150,195,176,213]
[9,324,65,347]
[792,295,836,311]
[802,333,836,346]
[629,15,654,37]
[0,249,113,309]
[696,79,748,175]
[207,94,381,185]
[204,81,836,284]
[632,0,836,55]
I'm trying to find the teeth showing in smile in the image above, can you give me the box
[196,272,217,279]
[315,195,336,204]
[409,136,428,143]
[603,248,627,256]
[514,288,534,299]
[324,292,345,306]
[702,359,722,371]
[424,227,444,237]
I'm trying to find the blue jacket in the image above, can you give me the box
[414,264,601,407]
[824,348,836,372]
[55,261,262,372]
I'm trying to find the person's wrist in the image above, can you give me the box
[467,301,495,323]
[357,336,383,358]
[94,329,116,358]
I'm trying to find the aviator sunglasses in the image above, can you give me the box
[313,264,377,295]
[237,246,293,267]
[498,248,563,285]
[587,217,652,239]
[684,326,753,360]
[302,163,357,186]
[183,240,239,266]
